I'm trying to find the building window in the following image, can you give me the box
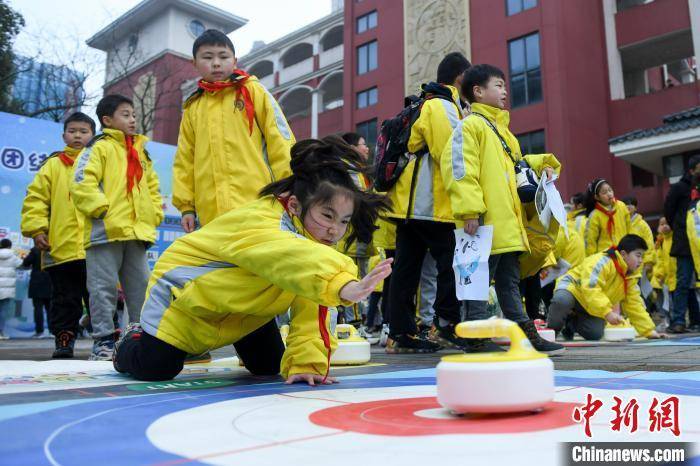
[356,11,378,33]
[357,41,378,75]
[356,118,378,157]
[630,165,655,188]
[506,0,537,15]
[509,32,542,108]
[516,129,545,154]
[189,20,205,37]
[357,87,378,108]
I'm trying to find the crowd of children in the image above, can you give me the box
[16,29,698,384]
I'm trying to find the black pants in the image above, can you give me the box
[31,298,50,333]
[520,275,543,320]
[46,260,89,335]
[365,249,395,328]
[387,220,460,335]
[115,319,286,381]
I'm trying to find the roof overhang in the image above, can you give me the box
[609,126,700,175]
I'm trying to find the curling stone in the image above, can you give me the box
[437,319,554,414]
[330,324,371,366]
[603,318,636,341]
[494,319,555,344]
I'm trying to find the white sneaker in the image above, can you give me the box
[0,332,8,340]
[357,325,379,345]
[379,324,390,347]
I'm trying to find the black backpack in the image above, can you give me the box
[373,86,455,192]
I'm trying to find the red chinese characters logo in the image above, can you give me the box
[649,396,680,437]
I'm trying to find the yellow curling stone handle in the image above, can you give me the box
[442,318,548,363]
[336,324,362,341]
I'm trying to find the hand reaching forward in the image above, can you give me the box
[339,258,393,303]
[285,373,338,386]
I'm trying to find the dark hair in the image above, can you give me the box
[96,94,133,128]
[570,192,585,206]
[193,29,235,57]
[340,132,363,147]
[0,239,11,249]
[436,52,471,85]
[461,64,506,103]
[64,112,96,134]
[583,178,612,215]
[617,234,648,253]
[689,155,700,172]
[621,195,637,207]
[260,135,390,247]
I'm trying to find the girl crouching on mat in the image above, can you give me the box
[113,136,392,385]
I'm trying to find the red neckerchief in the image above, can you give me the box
[606,246,628,295]
[198,69,255,135]
[276,196,332,383]
[594,201,616,240]
[692,188,700,201]
[58,152,74,167]
[124,135,143,194]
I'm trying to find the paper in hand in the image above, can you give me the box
[453,225,493,301]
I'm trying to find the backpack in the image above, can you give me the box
[373,88,454,192]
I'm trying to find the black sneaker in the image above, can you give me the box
[113,323,143,373]
[465,338,506,353]
[428,322,472,350]
[561,318,575,341]
[666,324,687,334]
[52,330,76,359]
[385,333,441,353]
[518,320,566,356]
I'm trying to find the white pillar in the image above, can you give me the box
[689,0,700,80]
[311,88,319,138]
[602,0,625,100]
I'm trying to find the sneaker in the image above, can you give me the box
[0,331,9,340]
[184,351,212,364]
[465,338,506,353]
[357,325,379,345]
[561,318,575,341]
[113,323,143,373]
[379,324,390,347]
[89,335,115,361]
[385,333,441,354]
[518,320,566,356]
[687,324,700,333]
[428,322,472,350]
[31,332,43,339]
[666,324,687,334]
[52,330,76,359]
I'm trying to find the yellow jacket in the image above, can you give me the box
[440,102,561,255]
[554,227,585,269]
[140,196,358,379]
[519,204,558,279]
[373,218,396,251]
[651,232,676,291]
[21,146,85,268]
[567,209,587,239]
[173,75,295,227]
[71,129,164,248]
[686,204,700,282]
[386,84,464,222]
[584,200,631,256]
[555,251,655,337]
[630,213,655,265]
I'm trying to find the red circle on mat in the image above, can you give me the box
[309,397,579,436]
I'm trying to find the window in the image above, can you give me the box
[630,165,655,188]
[356,118,378,158]
[506,0,537,15]
[357,41,378,75]
[509,32,542,108]
[356,11,378,33]
[516,130,545,154]
[356,87,378,108]
[189,20,205,37]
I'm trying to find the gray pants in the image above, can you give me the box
[547,289,605,340]
[86,240,150,338]
[464,252,528,323]
[418,251,437,326]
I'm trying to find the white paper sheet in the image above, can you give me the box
[535,172,569,239]
[453,225,493,300]
[540,258,572,287]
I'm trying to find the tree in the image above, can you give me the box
[0,0,25,112]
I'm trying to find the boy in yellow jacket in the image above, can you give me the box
[440,64,564,354]
[21,112,95,358]
[173,30,294,232]
[547,234,661,340]
[113,137,392,384]
[71,95,164,361]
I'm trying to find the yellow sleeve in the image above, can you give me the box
[71,144,109,219]
[219,221,358,307]
[440,119,485,221]
[578,257,614,319]
[253,81,294,181]
[651,247,665,288]
[21,161,52,238]
[622,281,655,337]
[146,161,164,226]
[522,153,562,176]
[585,213,601,256]
[638,220,656,265]
[687,209,700,277]
[280,296,338,379]
[408,98,461,159]
[172,108,196,215]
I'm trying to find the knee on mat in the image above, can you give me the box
[578,327,604,341]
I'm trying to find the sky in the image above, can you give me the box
[8,0,332,120]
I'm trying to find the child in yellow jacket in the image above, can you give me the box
[113,136,392,385]
[584,178,631,256]
[567,192,588,239]
[547,234,661,340]
[21,112,95,358]
[173,30,295,232]
[622,195,655,269]
[71,95,164,361]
